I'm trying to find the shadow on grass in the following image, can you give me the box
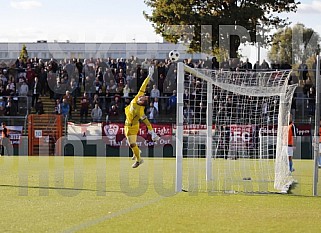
[0,184,123,193]
[287,182,318,197]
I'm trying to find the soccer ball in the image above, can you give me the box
[169,50,180,62]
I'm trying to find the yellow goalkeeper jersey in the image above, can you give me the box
[125,76,150,126]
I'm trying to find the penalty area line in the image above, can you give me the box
[62,196,166,233]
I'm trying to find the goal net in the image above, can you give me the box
[175,62,297,193]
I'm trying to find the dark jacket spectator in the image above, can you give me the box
[35,98,44,114]
[80,93,90,123]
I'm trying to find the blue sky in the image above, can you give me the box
[1,0,320,43]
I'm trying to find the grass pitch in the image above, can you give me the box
[0,157,321,233]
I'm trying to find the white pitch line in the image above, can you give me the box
[62,196,166,233]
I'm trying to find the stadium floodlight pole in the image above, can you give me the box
[176,62,184,192]
[313,55,320,196]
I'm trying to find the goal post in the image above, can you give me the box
[313,54,320,196]
[176,62,297,193]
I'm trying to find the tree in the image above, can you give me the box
[268,23,321,65]
[19,44,28,63]
[143,0,299,58]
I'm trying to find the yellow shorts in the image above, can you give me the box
[124,124,139,145]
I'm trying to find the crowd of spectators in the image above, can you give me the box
[0,55,318,123]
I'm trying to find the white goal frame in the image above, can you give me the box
[313,54,320,196]
[175,62,297,193]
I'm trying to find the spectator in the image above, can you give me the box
[91,103,102,122]
[298,61,309,85]
[61,98,70,119]
[108,104,120,122]
[48,58,58,73]
[35,98,44,115]
[63,90,73,119]
[280,61,292,70]
[146,102,158,123]
[153,97,160,113]
[53,79,64,101]
[271,61,281,70]
[302,76,313,97]
[103,69,114,87]
[115,69,126,85]
[123,84,130,98]
[150,84,160,99]
[110,94,123,113]
[47,72,57,99]
[307,86,316,116]
[84,75,95,97]
[65,59,76,79]
[242,58,252,71]
[6,80,15,96]
[17,79,29,113]
[0,97,6,116]
[0,122,10,156]
[183,102,194,124]
[129,72,138,93]
[26,63,35,87]
[31,77,41,108]
[69,78,78,111]
[203,57,211,69]
[5,97,12,116]
[80,92,89,123]
[212,56,219,70]
[38,67,48,96]
[167,90,177,115]
[18,80,29,96]
[106,79,117,93]
[92,93,101,107]
[157,72,165,93]
[16,78,24,94]
[195,101,207,124]
[183,88,190,105]
[260,59,270,70]
[54,99,61,114]
[95,66,104,82]
[253,61,260,71]
[93,77,102,93]
[141,58,150,71]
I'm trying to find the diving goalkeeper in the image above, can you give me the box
[125,67,160,168]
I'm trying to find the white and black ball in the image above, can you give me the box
[169,50,180,62]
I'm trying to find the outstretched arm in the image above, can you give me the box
[133,67,154,103]
[141,115,160,141]
[133,76,150,103]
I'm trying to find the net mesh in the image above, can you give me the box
[179,65,297,193]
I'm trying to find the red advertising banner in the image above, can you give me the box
[295,124,311,136]
[229,124,256,149]
[259,124,311,137]
[66,123,311,150]
[102,123,173,147]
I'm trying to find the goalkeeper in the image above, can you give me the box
[125,67,160,168]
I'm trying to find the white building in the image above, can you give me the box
[0,41,208,61]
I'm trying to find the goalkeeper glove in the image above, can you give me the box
[148,129,160,142]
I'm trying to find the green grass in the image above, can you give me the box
[0,157,321,233]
